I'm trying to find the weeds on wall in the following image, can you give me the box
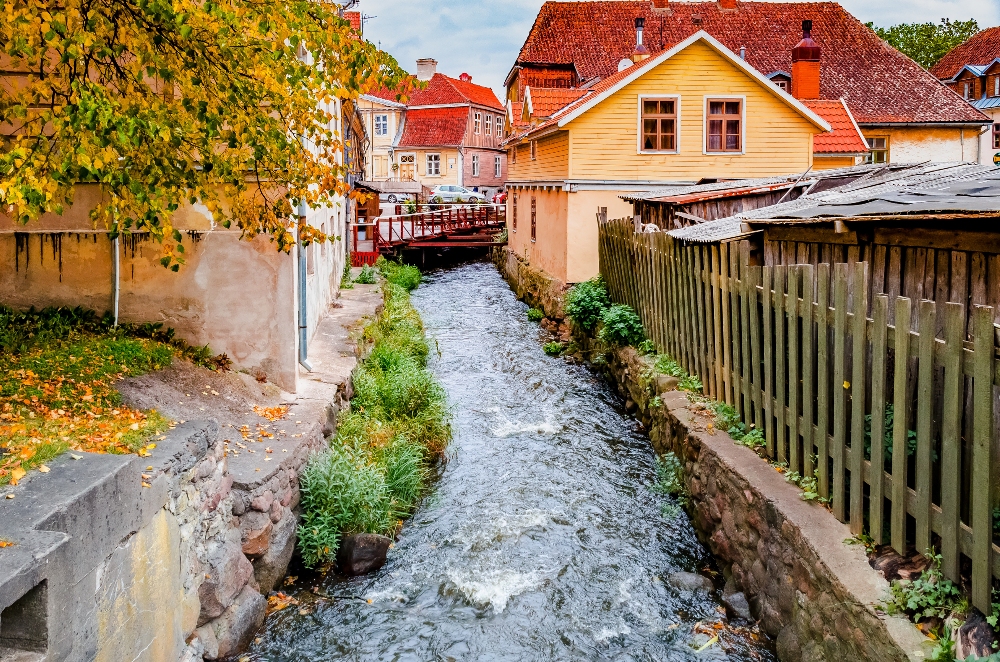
[543,341,564,356]
[599,304,645,347]
[565,276,611,331]
[653,354,704,393]
[298,268,450,569]
[355,265,378,285]
[527,308,544,322]
[651,451,689,519]
[884,551,967,621]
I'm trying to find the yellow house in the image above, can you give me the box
[504,31,830,284]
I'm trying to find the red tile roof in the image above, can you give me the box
[398,107,469,147]
[409,73,504,110]
[344,11,362,32]
[527,87,589,118]
[802,99,867,154]
[931,27,1000,79]
[508,101,529,129]
[513,1,988,124]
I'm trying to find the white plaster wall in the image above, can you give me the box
[976,109,1000,166]
[862,126,978,164]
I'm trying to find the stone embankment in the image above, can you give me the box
[0,284,382,662]
[495,251,933,662]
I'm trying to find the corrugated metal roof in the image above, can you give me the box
[973,96,1000,111]
[666,162,998,242]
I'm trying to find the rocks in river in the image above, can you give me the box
[723,590,752,621]
[337,533,393,575]
[667,571,713,593]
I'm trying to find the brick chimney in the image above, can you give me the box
[344,10,361,31]
[416,58,438,82]
[459,73,473,83]
[718,0,737,9]
[632,17,650,62]
[791,20,821,100]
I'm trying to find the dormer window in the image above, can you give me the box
[963,81,973,99]
[992,75,1000,98]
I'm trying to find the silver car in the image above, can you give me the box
[430,185,486,203]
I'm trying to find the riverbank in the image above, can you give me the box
[0,281,382,662]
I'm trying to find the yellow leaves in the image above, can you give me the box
[9,467,25,485]
[266,592,298,614]
[0,540,15,547]
[37,465,50,473]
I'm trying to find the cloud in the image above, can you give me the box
[361,0,999,96]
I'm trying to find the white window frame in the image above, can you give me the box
[426,153,441,177]
[472,154,480,177]
[485,115,492,136]
[497,116,505,136]
[474,112,482,134]
[637,94,681,155]
[495,155,502,178]
[703,95,746,156]
[374,114,389,136]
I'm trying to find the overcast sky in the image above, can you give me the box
[361,0,1000,97]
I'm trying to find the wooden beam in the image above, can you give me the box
[873,228,1000,254]
[764,226,859,245]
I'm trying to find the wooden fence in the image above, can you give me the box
[598,217,1000,612]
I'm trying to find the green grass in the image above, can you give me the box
[377,256,421,291]
[298,277,450,569]
[527,308,544,322]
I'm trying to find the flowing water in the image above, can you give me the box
[243,261,775,662]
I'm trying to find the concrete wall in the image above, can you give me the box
[976,109,999,166]
[566,189,633,284]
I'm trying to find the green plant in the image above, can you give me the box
[564,276,611,331]
[355,265,378,284]
[527,308,544,322]
[784,467,826,503]
[598,304,645,347]
[650,395,663,409]
[928,622,957,662]
[543,341,564,356]
[865,404,920,463]
[987,590,1000,629]
[340,259,355,289]
[884,551,967,621]
[376,256,422,291]
[403,199,417,215]
[637,339,656,355]
[651,452,689,519]
[653,354,703,393]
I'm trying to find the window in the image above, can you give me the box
[775,80,788,91]
[865,136,889,164]
[512,193,517,231]
[485,115,492,136]
[640,97,678,152]
[993,75,1000,98]
[474,112,482,134]
[511,146,517,164]
[530,197,536,242]
[472,154,480,177]
[994,124,1000,150]
[426,153,441,176]
[497,116,505,137]
[374,114,389,136]
[963,81,973,100]
[495,155,502,178]
[706,99,742,152]
[530,140,537,160]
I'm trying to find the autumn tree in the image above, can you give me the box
[0,0,416,268]
[868,18,980,70]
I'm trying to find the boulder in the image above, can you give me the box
[667,571,713,593]
[198,535,255,624]
[240,510,273,557]
[254,514,298,594]
[336,533,392,576]
[656,374,680,394]
[206,584,267,660]
[776,625,802,662]
[723,590,752,621]
[250,490,274,513]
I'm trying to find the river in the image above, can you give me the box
[241,261,775,661]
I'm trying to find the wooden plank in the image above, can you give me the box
[872,245,887,296]
[727,243,741,416]
[749,266,765,438]
[801,264,816,483]
[695,246,710,396]
[914,299,936,553]
[721,243,735,408]
[874,228,1000,255]
[788,266,801,474]
[887,246,902,322]
[816,263,832,500]
[712,245,725,402]
[939,302,965,581]
[870,295,890,545]
[765,226,860,246]
[849,261,869,533]
[739,242,753,423]
[832,263,849,521]
[775,266,788,465]
[763,266,775,458]
[971,305,996,612]
[891,296,912,555]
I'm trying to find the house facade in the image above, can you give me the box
[504,31,830,284]
[932,27,1000,166]
[363,61,509,198]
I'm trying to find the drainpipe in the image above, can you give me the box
[112,234,120,326]
[298,198,313,372]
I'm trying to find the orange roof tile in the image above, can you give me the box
[932,27,1000,80]
[398,107,469,147]
[527,87,589,118]
[802,99,868,154]
[409,73,504,110]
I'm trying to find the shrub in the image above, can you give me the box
[598,304,645,347]
[565,277,611,331]
[543,341,564,356]
[637,339,656,355]
[884,551,966,621]
[377,256,422,291]
[403,199,417,215]
[526,308,544,322]
[355,265,378,284]
[654,354,704,393]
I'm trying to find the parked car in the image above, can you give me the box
[492,190,508,205]
[381,192,411,204]
[429,185,486,203]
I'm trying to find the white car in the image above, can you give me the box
[430,185,486,203]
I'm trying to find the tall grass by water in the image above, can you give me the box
[298,259,449,568]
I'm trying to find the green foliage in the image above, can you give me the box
[884,551,967,621]
[710,401,766,451]
[543,341,564,356]
[526,308,544,322]
[653,354,704,393]
[376,256,422,291]
[784,467,826,503]
[298,281,449,568]
[928,623,958,662]
[868,19,980,69]
[637,339,656,355]
[403,199,417,215]
[341,260,354,289]
[651,452,688,518]
[355,265,378,285]
[599,304,645,347]
[865,404,919,463]
[565,276,611,331]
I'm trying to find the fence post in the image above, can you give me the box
[869,295,890,545]
[971,305,996,612]
[801,264,816,487]
[831,263,849,521]
[939,301,965,580]
[890,296,912,553]
[849,262,869,533]
[914,299,936,551]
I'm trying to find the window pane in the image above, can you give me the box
[726,133,740,150]
[726,119,740,135]
[725,101,741,115]
[708,135,721,150]
[643,134,656,150]
[660,119,674,134]
[660,100,675,114]
[643,119,657,133]
[660,134,675,150]
[643,100,659,115]
[709,101,724,115]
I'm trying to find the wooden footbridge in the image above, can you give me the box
[350,204,506,266]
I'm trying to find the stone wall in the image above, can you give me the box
[493,246,569,320]
[595,344,933,662]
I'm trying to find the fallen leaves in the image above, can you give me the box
[266,592,299,614]
[0,540,14,548]
[254,405,289,422]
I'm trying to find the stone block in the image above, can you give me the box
[336,533,392,576]
[208,585,266,660]
[240,511,273,558]
[250,490,273,513]
[254,514,297,595]
[198,537,254,624]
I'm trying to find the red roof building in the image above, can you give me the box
[801,98,868,163]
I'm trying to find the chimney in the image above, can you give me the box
[791,20,821,100]
[651,0,669,8]
[344,11,362,32]
[632,17,650,62]
[416,58,438,82]
[459,73,472,83]
[718,0,737,9]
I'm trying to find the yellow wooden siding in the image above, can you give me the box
[567,41,817,181]
[508,131,570,181]
[813,155,860,170]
